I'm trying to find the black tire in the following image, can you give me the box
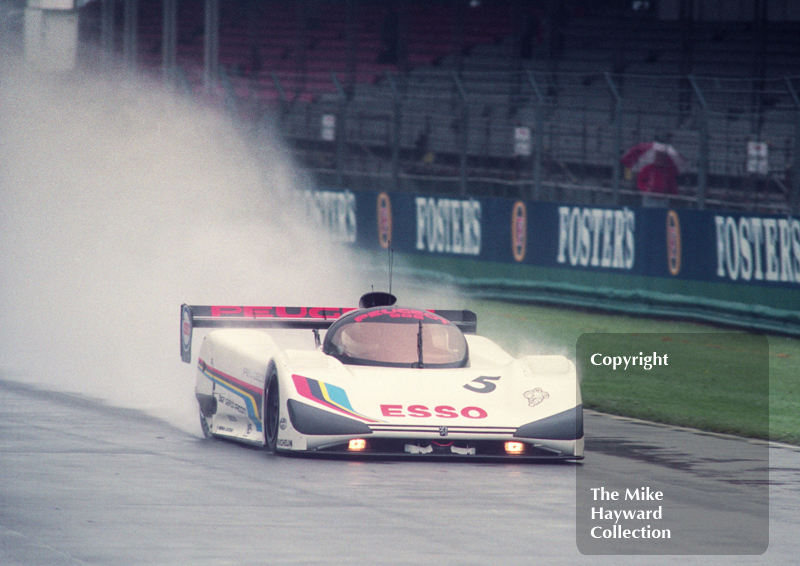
[264,369,280,452]
[199,408,213,439]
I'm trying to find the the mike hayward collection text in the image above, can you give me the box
[589,486,671,540]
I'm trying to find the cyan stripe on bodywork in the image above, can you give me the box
[200,360,263,432]
[321,382,354,412]
[292,374,381,423]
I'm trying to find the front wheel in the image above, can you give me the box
[264,371,280,452]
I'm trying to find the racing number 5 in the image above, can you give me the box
[463,376,500,393]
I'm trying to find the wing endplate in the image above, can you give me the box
[430,309,478,334]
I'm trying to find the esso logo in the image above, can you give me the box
[380,404,488,419]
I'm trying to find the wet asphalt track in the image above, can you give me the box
[1,378,798,566]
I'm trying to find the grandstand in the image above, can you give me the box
[66,0,800,212]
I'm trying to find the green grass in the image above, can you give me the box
[472,298,800,445]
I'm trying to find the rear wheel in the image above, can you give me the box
[264,370,280,452]
[199,409,213,439]
[198,394,217,439]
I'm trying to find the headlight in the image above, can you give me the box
[348,438,367,451]
[504,441,526,454]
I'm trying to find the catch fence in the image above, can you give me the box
[217,67,800,213]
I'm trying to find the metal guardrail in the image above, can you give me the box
[208,67,800,213]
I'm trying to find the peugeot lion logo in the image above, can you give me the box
[439,426,449,437]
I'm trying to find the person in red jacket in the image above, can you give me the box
[622,142,682,207]
[637,150,679,205]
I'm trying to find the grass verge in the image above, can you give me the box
[472,298,799,445]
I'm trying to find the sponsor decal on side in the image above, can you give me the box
[666,210,681,276]
[523,388,550,407]
[219,394,247,416]
[377,192,392,249]
[302,189,357,243]
[512,200,527,262]
[415,197,481,255]
[557,206,635,270]
[242,367,263,381]
[199,360,264,431]
[714,215,800,284]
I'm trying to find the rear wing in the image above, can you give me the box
[432,309,477,335]
[180,304,478,363]
[180,305,350,363]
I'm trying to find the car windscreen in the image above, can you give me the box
[323,308,468,368]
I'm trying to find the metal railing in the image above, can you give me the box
[215,67,800,213]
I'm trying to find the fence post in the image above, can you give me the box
[526,71,544,201]
[203,0,219,94]
[218,67,236,115]
[453,72,468,196]
[332,72,347,189]
[100,0,114,66]
[689,76,708,210]
[122,0,137,70]
[604,73,622,205]
[162,0,177,84]
[386,72,401,192]
[174,67,193,97]
[270,72,288,131]
[785,77,800,214]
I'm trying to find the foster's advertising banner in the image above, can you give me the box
[308,189,800,330]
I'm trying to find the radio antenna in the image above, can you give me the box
[388,241,394,296]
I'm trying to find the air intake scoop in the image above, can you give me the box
[358,292,397,308]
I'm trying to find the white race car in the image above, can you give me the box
[180,292,583,460]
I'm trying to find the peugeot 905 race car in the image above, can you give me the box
[180,292,583,460]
